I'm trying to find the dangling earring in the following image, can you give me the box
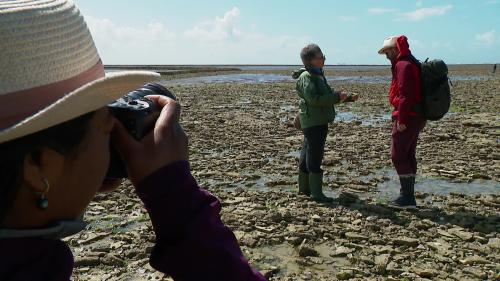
[37,179,50,210]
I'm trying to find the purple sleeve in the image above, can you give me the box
[136,161,267,281]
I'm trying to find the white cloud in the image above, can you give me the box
[184,7,241,41]
[338,15,358,22]
[408,39,424,49]
[86,16,175,42]
[399,5,453,21]
[85,15,176,61]
[475,30,496,46]
[368,8,398,15]
[84,8,309,64]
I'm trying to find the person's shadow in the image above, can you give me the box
[321,192,500,234]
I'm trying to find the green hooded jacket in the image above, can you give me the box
[292,68,340,129]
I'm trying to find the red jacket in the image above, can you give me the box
[389,36,422,125]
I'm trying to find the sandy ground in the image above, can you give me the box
[70,66,499,281]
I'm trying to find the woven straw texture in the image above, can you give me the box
[0,0,100,94]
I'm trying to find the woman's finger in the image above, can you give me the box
[111,119,140,160]
[146,95,177,109]
[144,98,181,143]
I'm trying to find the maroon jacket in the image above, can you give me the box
[0,161,266,281]
[389,36,422,125]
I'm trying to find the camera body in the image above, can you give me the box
[106,83,176,179]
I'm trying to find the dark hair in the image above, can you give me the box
[300,44,323,66]
[0,112,95,225]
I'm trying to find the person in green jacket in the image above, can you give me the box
[292,44,358,202]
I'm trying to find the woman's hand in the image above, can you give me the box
[339,92,349,102]
[112,95,188,185]
[338,91,359,103]
[396,122,407,132]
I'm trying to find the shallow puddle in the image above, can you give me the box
[167,73,290,84]
[450,75,490,81]
[279,105,296,113]
[335,112,392,126]
[363,169,500,198]
[214,166,498,199]
[279,110,392,127]
[249,242,349,277]
[164,73,490,85]
[165,74,392,85]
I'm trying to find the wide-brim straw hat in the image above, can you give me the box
[378,35,399,54]
[0,0,160,144]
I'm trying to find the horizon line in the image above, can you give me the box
[104,63,498,67]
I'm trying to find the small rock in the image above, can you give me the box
[77,232,110,245]
[267,212,283,223]
[254,225,276,233]
[436,229,457,239]
[74,256,100,267]
[345,232,368,242]
[331,246,355,257]
[386,261,403,275]
[285,236,303,246]
[400,272,420,278]
[338,192,359,205]
[471,173,492,180]
[298,244,319,257]
[447,227,474,241]
[370,245,393,254]
[223,196,247,206]
[280,210,294,222]
[261,266,280,279]
[374,254,391,274]
[462,266,487,279]
[336,270,354,280]
[459,255,490,265]
[311,214,321,221]
[426,239,452,255]
[100,254,125,267]
[414,268,438,278]
[241,236,258,248]
[392,237,419,247]
[487,237,500,250]
[355,255,375,265]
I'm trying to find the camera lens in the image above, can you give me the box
[142,83,176,100]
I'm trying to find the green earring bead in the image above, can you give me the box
[37,197,49,210]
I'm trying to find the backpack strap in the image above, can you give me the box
[398,56,425,115]
[398,55,422,70]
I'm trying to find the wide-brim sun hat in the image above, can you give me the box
[0,0,160,144]
[378,35,399,54]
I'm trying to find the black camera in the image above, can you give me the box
[106,83,176,179]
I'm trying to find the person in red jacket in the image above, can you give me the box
[378,35,426,209]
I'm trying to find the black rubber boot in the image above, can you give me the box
[309,172,334,203]
[298,170,310,196]
[390,176,417,209]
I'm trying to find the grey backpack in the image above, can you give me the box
[419,59,451,121]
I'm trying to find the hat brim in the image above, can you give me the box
[0,71,160,143]
[378,47,389,55]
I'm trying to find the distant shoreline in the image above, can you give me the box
[105,63,496,68]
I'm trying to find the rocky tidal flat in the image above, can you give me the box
[71,66,499,280]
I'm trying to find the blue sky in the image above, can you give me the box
[74,0,500,65]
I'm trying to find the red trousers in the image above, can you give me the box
[391,117,426,176]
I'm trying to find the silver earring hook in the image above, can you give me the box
[37,179,50,210]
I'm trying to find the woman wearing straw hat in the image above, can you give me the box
[0,1,266,280]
